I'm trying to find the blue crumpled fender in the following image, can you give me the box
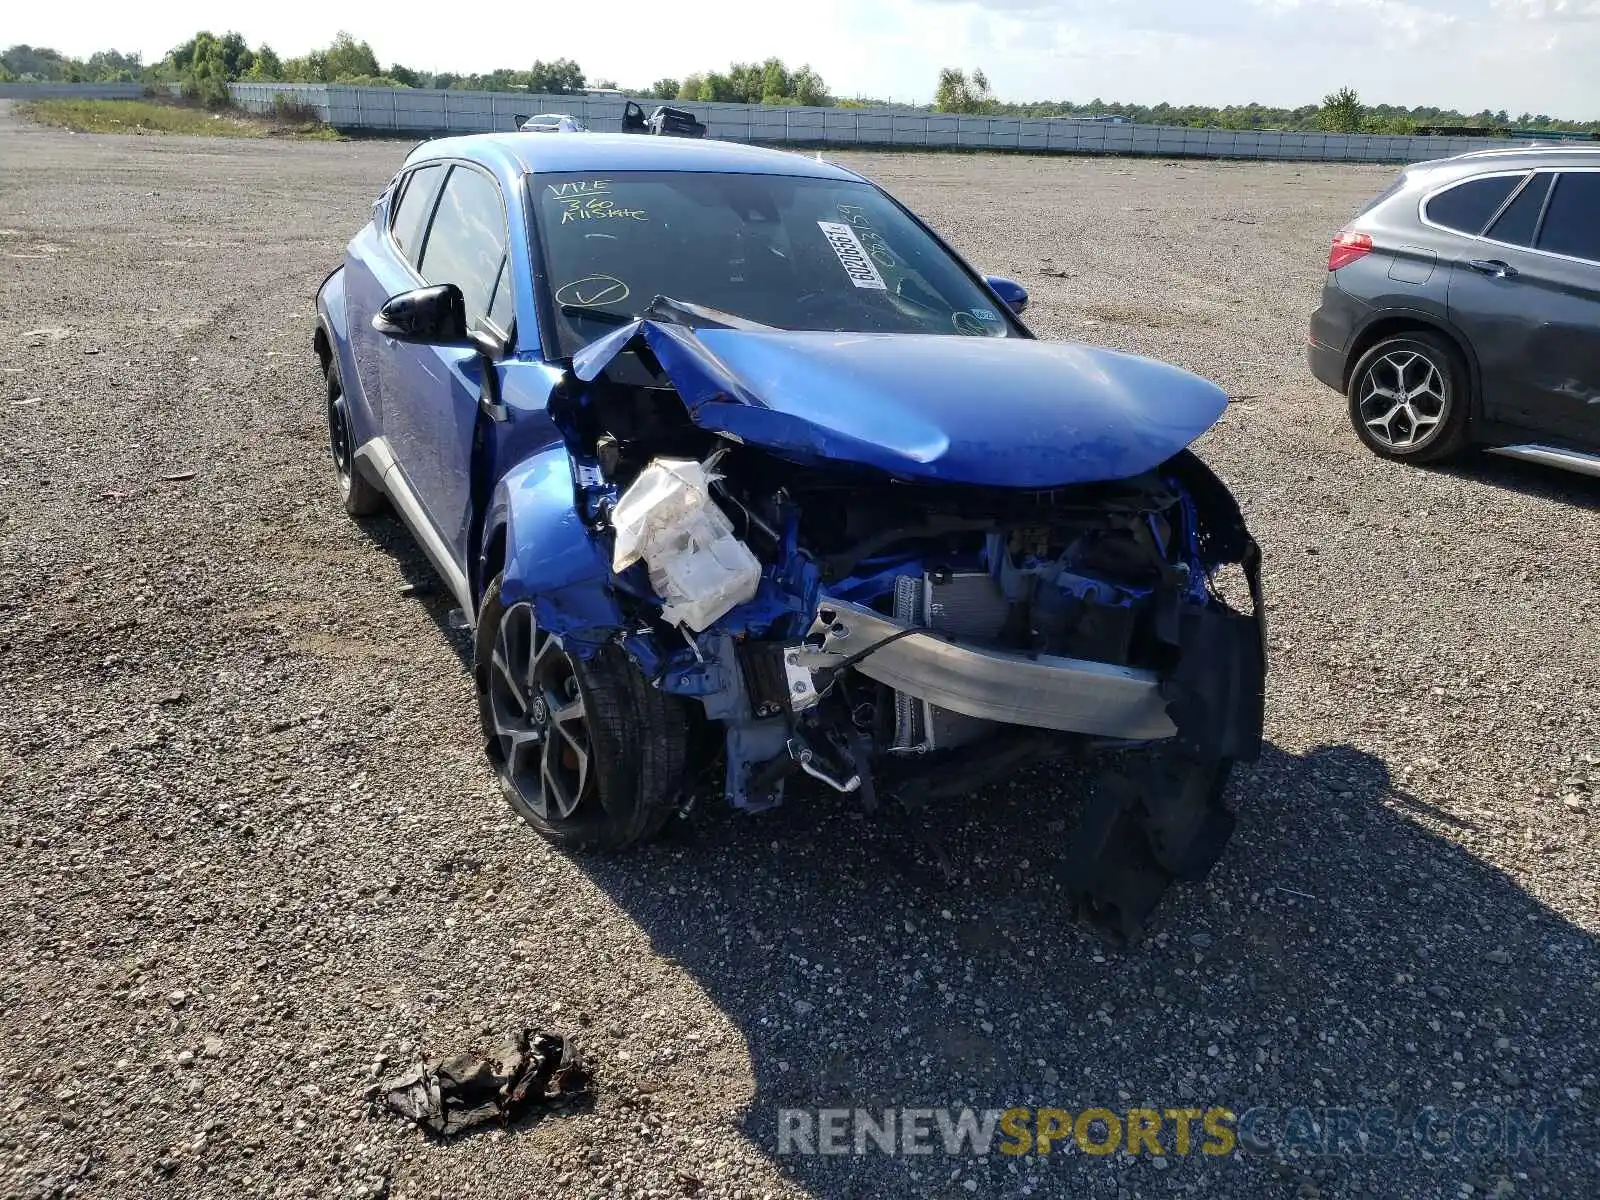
[486,445,623,655]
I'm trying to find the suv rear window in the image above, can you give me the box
[1537,172,1600,262]
[1424,174,1523,235]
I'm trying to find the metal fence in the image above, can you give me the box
[0,82,145,100]
[227,83,1504,163]
[6,81,1508,163]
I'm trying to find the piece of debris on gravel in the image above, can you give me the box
[379,1029,588,1136]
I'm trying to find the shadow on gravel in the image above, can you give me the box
[574,741,1598,1197]
[356,513,474,670]
[1428,454,1600,511]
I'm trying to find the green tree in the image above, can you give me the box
[167,32,247,107]
[84,50,142,81]
[647,77,680,99]
[323,32,379,80]
[760,57,789,104]
[527,57,584,94]
[673,59,827,106]
[789,65,829,107]
[2,44,75,79]
[934,67,996,114]
[168,31,254,80]
[695,70,735,102]
[245,45,282,81]
[1318,86,1363,133]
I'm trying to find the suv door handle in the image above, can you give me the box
[1466,258,1517,278]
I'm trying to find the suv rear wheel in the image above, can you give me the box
[1346,332,1470,462]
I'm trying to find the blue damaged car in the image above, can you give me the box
[314,133,1266,936]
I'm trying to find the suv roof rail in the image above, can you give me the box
[1452,145,1600,161]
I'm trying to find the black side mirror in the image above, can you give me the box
[373,284,468,344]
[983,275,1029,316]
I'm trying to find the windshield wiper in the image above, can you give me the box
[559,304,636,327]
[643,295,777,331]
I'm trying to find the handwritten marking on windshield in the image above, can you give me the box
[836,204,897,269]
[546,180,612,198]
[556,197,648,225]
[554,275,631,307]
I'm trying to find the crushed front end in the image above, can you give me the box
[534,314,1266,936]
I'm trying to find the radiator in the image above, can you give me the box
[891,572,1007,752]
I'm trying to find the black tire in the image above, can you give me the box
[323,355,387,516]
[474,575,688,850]
[1346,332,1471,463]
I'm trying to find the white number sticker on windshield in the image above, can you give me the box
[817,221,888,290]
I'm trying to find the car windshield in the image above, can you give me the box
[530,170,1014,354]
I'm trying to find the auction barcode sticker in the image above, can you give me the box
[817,221,888,289]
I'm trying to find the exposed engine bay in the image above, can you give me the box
[543,322,1268,937]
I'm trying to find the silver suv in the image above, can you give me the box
[1307,146,1600,477]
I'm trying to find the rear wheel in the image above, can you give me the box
[1346,332,1470,463]
[324,356,386,516]
[475,576,689,850]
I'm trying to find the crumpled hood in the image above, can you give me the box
[572,321,1228,487]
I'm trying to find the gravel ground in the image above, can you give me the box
[2,106,1597,1200]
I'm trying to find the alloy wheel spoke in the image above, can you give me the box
[541,748,579,819]
[1364,400,1404,436]
[501,726,543,775]
[530,631,561,685]
[491,650,528,712]
[493,602,589,822]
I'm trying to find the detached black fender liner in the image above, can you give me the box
[1161,581,1266,763]
[1162,450,1268,763]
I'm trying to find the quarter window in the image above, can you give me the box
[390,164,443,265]
[1485,173,1552,247]
[418,166,509,329]
[1424,174,1523,235]
[1536,172,1600,263]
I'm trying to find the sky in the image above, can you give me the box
[10,0,1600,118]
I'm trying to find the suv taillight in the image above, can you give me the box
[1328,230,1373,272]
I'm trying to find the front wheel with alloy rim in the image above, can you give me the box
[474,576,689,850]
[1346,332,1470,463]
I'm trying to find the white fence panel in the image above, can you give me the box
[223,83,1519,163]
[0,82,145,100]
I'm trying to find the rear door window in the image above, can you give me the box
[1486,173,1553,247]
[1424,174,1524,235]
[417,165,509,330]
[1536,172,1600,262]
[391,164,444,266]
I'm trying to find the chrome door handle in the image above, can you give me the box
[1466,259,1517,278]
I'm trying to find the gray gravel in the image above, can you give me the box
[2,106,1597,1200]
